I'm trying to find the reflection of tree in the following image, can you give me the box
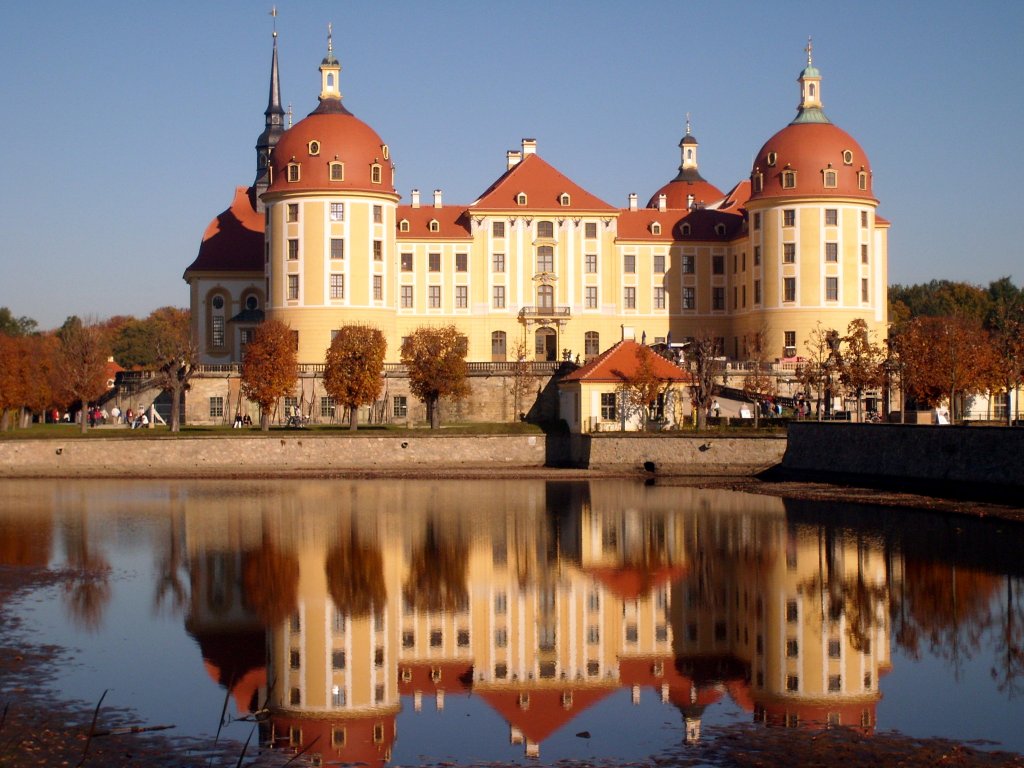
[403,521,468,613]
[325,537,386,618]
[154,512,188,617]
[991,576,1024,698]
[61,515,111,632]
[242,538,298,627]
[891,561,998,672]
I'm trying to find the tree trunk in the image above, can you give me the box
[169,383,182,433]
[429,397,440,429]
[348,404,358,431]
[260,408,270,432]
[80,398,88,434]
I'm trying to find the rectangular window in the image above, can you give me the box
[825,208,838,226]
[828,638,842,658]
[783,209,795,227]
[786,639,799,658]
[624,286,636,309]
[373,204,382,223]
[429,285,441,308]
[537,248,554,272]
[585,254,597,273]
[211,315,225,347]
[654,286,666,309]
[330,202,344,221]
[330,238,344,260]
[754,280,761,304]
[287,239,299,260]
[861,243,868,264]
[653,254,665,273]
[585,221,598,238]
[428,252,441,272]
[600,392,617,420]
[287,203,299,222]
[683,286,695,309]
[492,252,505,272]
[401,285,413,308]
[826,277,839,301]
[682,254,695,274]
[455,285,467,308]
[393,395,407,418]
[828,675,842,692]
[209,396,224,418]
[753,212,761,229]
[401,253,413,271]
[495,628,508,647]
[373,240,383,261]
[861,278,869,302]
[712,287,725,310]
[624,254,636,273]
[787,676,799,692]
[493,285,505,308]
[330,273,345,299]
[585,286,597,309]
[332,686,345,707]
[712,255,724,274]
[861,210,868,227]
[373,275,382,300]
[754,245,761,265]
[585,332,600,356]
[287,274,299,300]
[587,626,600,644]
[825,242,838,262]
[320,396,335,418]
[742,284,747,307]
[784,277,796,302]
[783,243,796,263]
[492,220,505,237]
[455,253,468,272]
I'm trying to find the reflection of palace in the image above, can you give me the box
[180,481,893,763]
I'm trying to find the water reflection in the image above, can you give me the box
[1,479,1022,764]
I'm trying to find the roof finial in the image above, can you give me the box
[270,5,277,38]
[805,36,813,66]
[685,112,692,136]
[327,22,333,54]
[287,103,293,128]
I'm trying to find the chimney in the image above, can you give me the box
[628,193,638,211]
[506,150,522,170]
[522,138,537,156]
[411,189,421,208]
[658,194,667,212]
[433,189,443,208]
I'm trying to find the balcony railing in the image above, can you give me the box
[519,306,571,319]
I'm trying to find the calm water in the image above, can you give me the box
[1,478,1022,765]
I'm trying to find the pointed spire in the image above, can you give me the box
[673,113,705,183]
[255,9,286,197]
[791,37,829,124]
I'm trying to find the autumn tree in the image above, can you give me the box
[323,324,387,430]
[838,318,885,422]
[741,328,777,428]
[985,295,1024,425]
[507,340,536,421]
[241,319,298,431]
[148,307,197,432]
[619,344,677,429]
[0,333,27,431]
[56,316,111,434]
[686,331,719,430]
[796,323,840,420]
[400,325,470,429]
[900,316,991,421]
[21,334,61,428]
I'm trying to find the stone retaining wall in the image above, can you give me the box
[783,422,1024,489]
[555,434,787,475]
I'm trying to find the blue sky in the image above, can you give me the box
[2,0,1022,330]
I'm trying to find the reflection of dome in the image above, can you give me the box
[750,122,872,201]
[268,710,397,768]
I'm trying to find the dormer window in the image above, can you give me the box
[329,162,344,181]
[858,171,868,190]
[287,163,300,183]
[399,219,410,232]
[370,163,382,184]
[681,223,691,236]
[428,219,440,233]
[559,192,571,206]
[781,170,797,189]
[650,222,662,235]
[714,223,726,236]
[842,149,854,165]
[767,151,777,167]
[752,171,763,193]
[822,169,838,188]
[308,140,321,156]
[515,192,528,206]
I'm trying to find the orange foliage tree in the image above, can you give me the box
[56,317,111,433]
[323,324,386,430]
[400,325,469,429]
[0,333,27,430]
[620,344,677,429]
[838,318,885,422]
[241,319,298,430]
[149,307,197,432]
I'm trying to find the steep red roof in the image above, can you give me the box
[477,685,616,745]
[561,340,691,384]
[184,187,264,275]
[396,205,472,240]
[616,209,686,242]
[714,179,752,212]
[471,153,616,213]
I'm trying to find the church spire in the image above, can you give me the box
[672,112,707,184]
[255,8,286,200]
[791,37,830,124]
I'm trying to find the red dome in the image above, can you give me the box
[646,177,724,210]
[749,122,872,201]
[266,105,396,197]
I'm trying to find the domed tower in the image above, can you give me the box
[263,26,399,363]
[646,117,723,210]
[742,42,888,360]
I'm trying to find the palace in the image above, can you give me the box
[184,30,888,375]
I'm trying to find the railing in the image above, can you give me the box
[518,306,571,318]
[191,361,567,378]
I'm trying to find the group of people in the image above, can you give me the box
[232,413,253,428]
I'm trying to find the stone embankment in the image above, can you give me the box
[0,434,786,477]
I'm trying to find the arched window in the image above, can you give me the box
[491,331,507,362]
[537,284,554,309]
[329,162,344,181]
[857,171,868,190]
[752,172,763,193]
[537,220,554,238]
[650,222,662,235]
[287,163,300,182]
[399,219,410,232]
[516,192,528,206]
[584,331,600,358]
[782,170,797,189]
[822,169,838,188]
[535,327,556,361]
[767,152,777,167]
[428,219,440,233]
[536,245,554,273]
[370,164,382,184]
[681,223,691,236]
[559,193,571,206]
[207,291,228,350]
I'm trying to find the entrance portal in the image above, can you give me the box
[535,327,557,361]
